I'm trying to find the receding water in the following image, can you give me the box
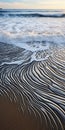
[0,9,65,130]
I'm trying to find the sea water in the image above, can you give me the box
[0,9,65,130]
[0,9,65,61]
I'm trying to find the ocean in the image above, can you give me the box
[0,9,65,130]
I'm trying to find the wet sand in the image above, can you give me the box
[0,42,65,130]
[0,96,46,130]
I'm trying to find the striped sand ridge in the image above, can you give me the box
[0,42,65,130]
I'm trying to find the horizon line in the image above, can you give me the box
[0,8,65,10]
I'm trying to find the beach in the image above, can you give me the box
[0,96,46,130]
[0,9,65,130]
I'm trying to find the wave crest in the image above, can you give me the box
[0,12,65,18]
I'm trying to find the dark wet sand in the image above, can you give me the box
[0,96,46,130]
[0,43,65,130]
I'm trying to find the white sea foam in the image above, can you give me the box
[0,10,65,61]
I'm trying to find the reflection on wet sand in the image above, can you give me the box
[0,42,65,130]
[0,97,46,130]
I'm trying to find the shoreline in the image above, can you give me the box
[0,42,65,130]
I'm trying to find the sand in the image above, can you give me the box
[0,96,46,130]
[0,42,65,130]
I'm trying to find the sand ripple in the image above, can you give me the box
[0,42,65,130]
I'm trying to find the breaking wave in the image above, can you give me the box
[0,10,65,18]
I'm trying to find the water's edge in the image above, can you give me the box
[0,42,65,130]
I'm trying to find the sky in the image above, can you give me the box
[0,0,65,9]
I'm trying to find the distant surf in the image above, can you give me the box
[0,9,65,18]
[0,12,65,18]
